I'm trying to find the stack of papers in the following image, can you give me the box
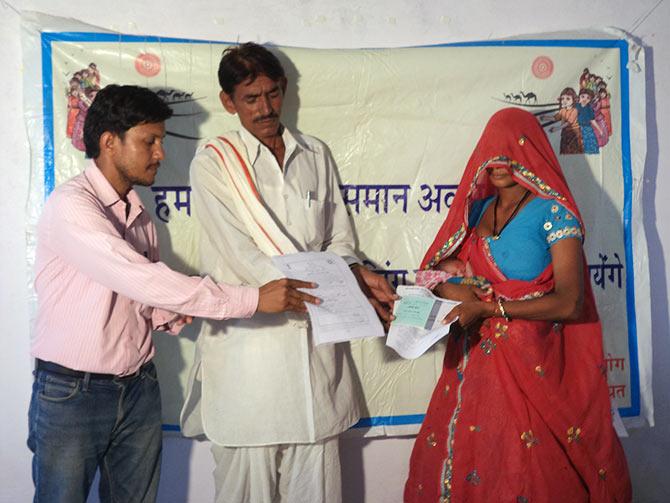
[272,252,385,345]
[271,253,459,357]
[386,286,460,359]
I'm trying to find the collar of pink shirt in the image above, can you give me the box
[84,160,146,227]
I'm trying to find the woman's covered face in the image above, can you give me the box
[486,162,516,188]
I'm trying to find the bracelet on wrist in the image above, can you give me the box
[497,297,510,321]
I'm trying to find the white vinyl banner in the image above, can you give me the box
[21,12,652,433]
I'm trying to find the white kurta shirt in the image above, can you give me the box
[181,126,364,446]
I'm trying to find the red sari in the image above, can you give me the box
[404,108,631,503]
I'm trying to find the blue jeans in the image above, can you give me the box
[27,362,163,503]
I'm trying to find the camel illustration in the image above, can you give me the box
[520,91,538,104]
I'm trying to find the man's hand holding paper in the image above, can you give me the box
[272,252,387,344]
[351,263,398,325]
[257,278,321,313]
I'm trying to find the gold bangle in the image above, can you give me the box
[497,297,510,321]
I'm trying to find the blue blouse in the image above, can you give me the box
[576,103,595,126]
[467,196,582,281]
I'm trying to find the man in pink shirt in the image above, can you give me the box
[28,84,318,503]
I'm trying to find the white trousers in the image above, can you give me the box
[211,437,342,503]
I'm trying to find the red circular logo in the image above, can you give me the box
[531,56,554,79]
[135,53,161,78]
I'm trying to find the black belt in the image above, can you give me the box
[35,359,148,381]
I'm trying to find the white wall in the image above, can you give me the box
[2,1,668,501]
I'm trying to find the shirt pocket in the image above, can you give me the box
[301,198,327,249]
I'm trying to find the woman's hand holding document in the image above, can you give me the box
[386,286,460,359]
[271,252,385,345]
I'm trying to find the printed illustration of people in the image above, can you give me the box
[66,63,101,151]
[540,68,612,155]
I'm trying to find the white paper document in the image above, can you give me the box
[271,252,385,345]
[386,286,460,359]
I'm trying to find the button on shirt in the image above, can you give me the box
[182,126,362,446]
[31,163,258,376]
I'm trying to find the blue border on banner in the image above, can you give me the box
[162,414,428,432]
[40,33,639,427]
[618,41,640,417]
[41,33,56,194]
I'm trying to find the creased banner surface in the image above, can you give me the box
[22,13,652,432]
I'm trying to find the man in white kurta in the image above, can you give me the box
[181,42,394,503]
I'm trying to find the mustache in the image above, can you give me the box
[253,113,279,123]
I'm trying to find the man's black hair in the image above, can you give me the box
[217,42,285,95]
[83,84,173,158]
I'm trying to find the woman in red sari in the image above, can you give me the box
[404,108,631,503]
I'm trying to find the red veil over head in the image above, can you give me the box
[407,108,631,503]
[421,107,584,270]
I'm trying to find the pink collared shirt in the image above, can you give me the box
[31,162,259,376]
